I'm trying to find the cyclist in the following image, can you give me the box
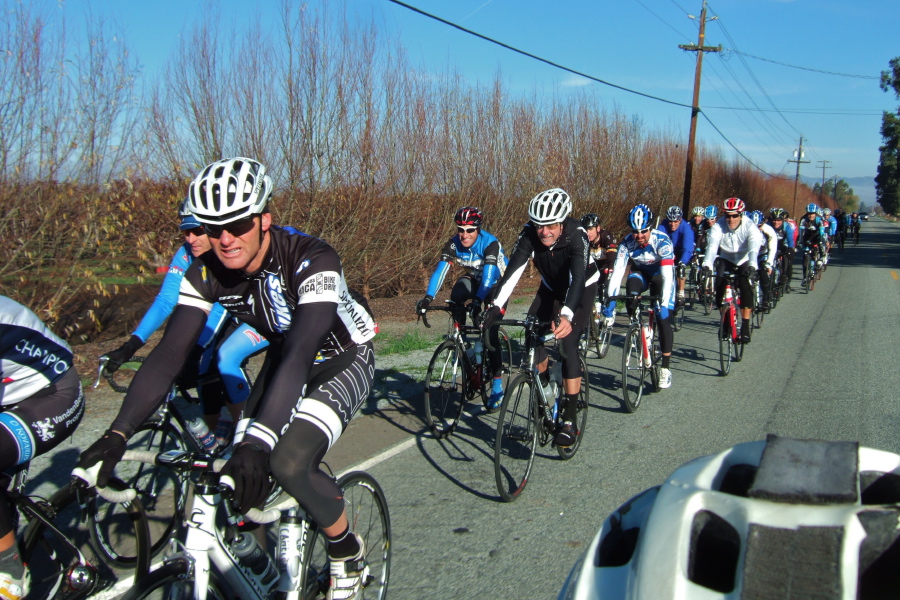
[748,211,777,310]
[482,188,592,447]
[76,157,377,600]
[603,204,676,389]
[0,296,84,600]
[701,198,763,344]
[657,206,694,307]
[101,199,268,436]
[415,206,508,409]
[798,203,823,287]
[581,212,618,312]
[768,208,795,292]
[849,212,861,241]
[689,206,708,254]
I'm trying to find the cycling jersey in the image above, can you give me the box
[827,216,838,237]
[758,223,778,269]
[588,229,618,269]
[606,230,676,309]
[798,216,823,248]
[424,230,507,301]
[657,219,695,266]
[703,216,763,269]
[768,221,796,253]
[1,295,74,406]
[111,225,376,451]
[493,217,589,320]
[690,218,710,253]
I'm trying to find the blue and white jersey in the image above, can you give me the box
[827,216,838,236]
[133,241,228,348]
[606,230,676,308]
[425,230,508,301]
[1,296,74,406]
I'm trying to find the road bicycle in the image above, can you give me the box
[491,316,589,502]
[751,269,765,330]
[837,227,845,251]
[419,302,513,438]
[115,449,390,600]
[94,355,256,564]
[697,262,715,315]
[852,223,860,245]
[579,287,613,359]
[673,262,689,332]
[801,246,819,293]
[6,457,151,600]
[717,271,745,376]
[609,294,662,413]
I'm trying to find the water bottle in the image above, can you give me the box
[187,418,217,453]
[232,533,278,590]
[215,410,234,449]
[465,346,476,363]
[473,340,483,365]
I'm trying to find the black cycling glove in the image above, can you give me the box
[77,430,127,488]
[220,442,272,513]
[481,306,504,332]
[102,335,144,374]
[469,298,483,324]
[415,296,433,315]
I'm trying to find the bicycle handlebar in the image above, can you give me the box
[485,317,568,361]
[70,462,137,504]
[94,355,146,393]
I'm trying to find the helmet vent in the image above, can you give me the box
[860,471,900,505]
[687,510,739,593]
[595,519,639,567]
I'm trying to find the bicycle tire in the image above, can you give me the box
[423,341,466,438]
[494,374,537,502]
[557,356,589,460]
[621,324,645,412]
[650,321,662,392]
[120,559,228,600]
[702,279,714,315]
[596,320,612,359]
[22,478,151,600]
[673,303,684,332]
[300,472,392,600]
[718,310,732,376]
[479,326,513,413]
[91,420,188,566]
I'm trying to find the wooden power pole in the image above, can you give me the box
[788,137,810,217]
[680,0,721,214]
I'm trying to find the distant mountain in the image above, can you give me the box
[800,175,876,209]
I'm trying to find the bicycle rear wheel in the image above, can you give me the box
[596,319,612,359]
[22,479,151,600]
[718,311,732,376]
[424,341,466,438]
[301,472,392,600]
[494,374,537,502]
[621,325,645,412]
[120,559,228,600]
[557,356,589,460]
[673,303,684,331]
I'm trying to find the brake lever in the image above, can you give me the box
[93,358,109,389]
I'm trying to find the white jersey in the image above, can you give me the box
[759,222,778,269]
[1,296,74,406]
[703,216,763,269]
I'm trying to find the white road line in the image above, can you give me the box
[337,435,418,477]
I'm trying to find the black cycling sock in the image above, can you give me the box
[0,544,24,579]
[563,393,578,421]
[538,370,550,387]
[327,525,361,559]
[662,355,671,369]
[741,318,750,332]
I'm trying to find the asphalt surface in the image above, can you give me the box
[25,217,900,599]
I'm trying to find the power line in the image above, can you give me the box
[704,106,884,115]
[700,112,792,180]
[386,0,692,109]
[726,49,879,80]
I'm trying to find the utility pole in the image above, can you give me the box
[788,137,810,217]
[816,160,831,206]
[679,0,722,214]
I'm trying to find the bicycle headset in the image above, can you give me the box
[558,435,900,599]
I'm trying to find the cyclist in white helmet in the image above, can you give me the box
[78,157,378,600]
[483,188,592,448]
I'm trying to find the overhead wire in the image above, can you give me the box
[727,50,879,80]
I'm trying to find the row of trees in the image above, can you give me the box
[877,58,900,215]
[1,1,825,339]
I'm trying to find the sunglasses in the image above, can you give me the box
[457,226,478,234]
[203,217,257,238]
[724,214,742,220]
[632,228,651,234]
[183,227,205,237]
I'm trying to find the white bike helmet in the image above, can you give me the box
[529,188,572,225]
[558,435,900,599]
[188,157,273,225]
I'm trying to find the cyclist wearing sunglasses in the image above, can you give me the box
[657,206,695,307]
[798,203,824,287]
[99,199,268,435]
[78,157,377,600]
[701,197,763,343]
[482,188,593,447]
[415,206,509,409]
[581,212,618,312]
[767,208,796,292]
[603,204,676,389]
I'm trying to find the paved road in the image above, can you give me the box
[26,218,900,599]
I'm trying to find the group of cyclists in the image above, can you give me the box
[0,153,866,600]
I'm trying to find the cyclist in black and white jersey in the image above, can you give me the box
[1,296,84,600]
[77,157,376,600]
[482,188,592,448]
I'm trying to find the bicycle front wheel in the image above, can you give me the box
[121,559,228,600]
[424,341,466,438]
[702,280,714,315]
[22,479,151,600]
[673,303,684,331]
[494,374,537,502]
[621,325,645,412]
[718,311,732,376]
[557,356,590,460]
[480,326,514,411]
[596,319,612,359]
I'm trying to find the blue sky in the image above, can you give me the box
[65,0,897,180]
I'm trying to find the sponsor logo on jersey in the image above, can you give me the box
[295,259,311,274]
[298,273,337,295]
[242,328,265,345]
[266,274,292,332]
[14,338,70,375]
